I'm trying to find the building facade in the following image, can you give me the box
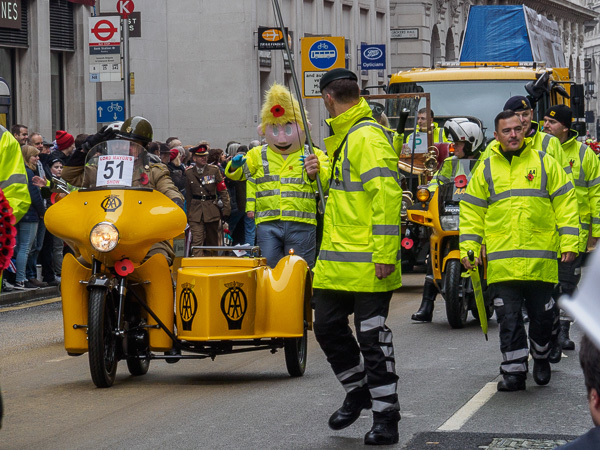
[584,2,600,138]
[390,0,596,82]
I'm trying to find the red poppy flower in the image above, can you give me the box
[115,259,134,276]
[270,104,285,117]
[139,173,149,185]
[526,173,534,181]
[454,175,468,189]
[401,237,414,250]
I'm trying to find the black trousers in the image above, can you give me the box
[313,288,399,416]
[490,281,554,379]
[550,254,584,334]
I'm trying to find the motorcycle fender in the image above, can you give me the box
[133,254,175,351]
[61,253,93,354]
[441,250,461,272]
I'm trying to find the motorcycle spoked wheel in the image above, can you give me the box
[444,259,468,329]
[284,320,308,377]
[88,287,119,388]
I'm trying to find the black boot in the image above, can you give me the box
[558,320,575,350]
[532,359,551,385]
[548,335,562,364]
[364,411,400,446]
[328,387,372,430]
[412,282,436,322]
[497,374,526,392]
[411,299,434,322]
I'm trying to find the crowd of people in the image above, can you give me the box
[2,121,261,291]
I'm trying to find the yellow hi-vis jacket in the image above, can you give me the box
[560,131,600,252]
[428,156,480,192]
[0,126,31,223]
[480,122,569,172]
[459,140,579,285]
[313,98,403,292]
[225,144,329,226]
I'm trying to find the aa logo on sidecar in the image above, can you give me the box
[220,281,247,330]
[179,283,198,331]
[101,194,122,212]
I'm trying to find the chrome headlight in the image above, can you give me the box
[90,222,119,252]
[440,215,460,231]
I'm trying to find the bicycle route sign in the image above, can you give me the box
[300,36,345,98]
[97,100,125,123]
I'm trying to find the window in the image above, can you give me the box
[50,0,75,51]
[0,48,16,127]
[51,52,65,132]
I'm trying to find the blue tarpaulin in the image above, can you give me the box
[460,6,533,62]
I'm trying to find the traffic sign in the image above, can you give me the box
[97,100,125,123]
[89,17,120,46]
[117,0,134,19]
[301,36,345,98]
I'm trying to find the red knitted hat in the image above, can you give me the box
[169,148,179,161]
[55,130,74,151]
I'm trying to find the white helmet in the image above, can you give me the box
[443,118,484,156]
[107,121,124,131]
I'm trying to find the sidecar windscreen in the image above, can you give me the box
[83,140,147,188]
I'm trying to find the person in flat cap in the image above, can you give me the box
[479,95,567,169]
[225,82,328,268]
[543,104,600,358]
[185,143,230,256]
[304,68,402,445]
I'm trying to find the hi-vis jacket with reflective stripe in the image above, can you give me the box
[225,144,329,226]
[395,121,449,150]
[0,126,30,223]
[459,140,579,284]
[480,122,569,172]
[560,130,600,251]
[428,156,479,192]
[313,98,403,292]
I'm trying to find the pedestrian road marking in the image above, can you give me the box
[0,297,61,313]
[437,382,498,431]
[47,356,71,363]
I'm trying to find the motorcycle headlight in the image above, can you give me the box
[90,222,119,252]
[440,215,460,231]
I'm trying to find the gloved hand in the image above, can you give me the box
[81,125,117,152]
[230,154,246,170]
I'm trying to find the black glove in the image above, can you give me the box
[81,125,117,152]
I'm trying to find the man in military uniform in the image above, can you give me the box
[185,145,230,256]
[62,116,184,264]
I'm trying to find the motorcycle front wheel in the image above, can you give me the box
[444,259,468,329]
[88,287,118,388]
[284,320,308,377]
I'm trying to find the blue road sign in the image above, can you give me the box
[97,100,125,123]
[360,44,386,70]
[308,40,338,70]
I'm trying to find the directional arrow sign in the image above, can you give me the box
[117,0,134,19]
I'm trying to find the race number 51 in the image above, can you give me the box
[97,155,134,187]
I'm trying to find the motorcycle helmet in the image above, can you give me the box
[443,118,484,157]
[118,116,153,146]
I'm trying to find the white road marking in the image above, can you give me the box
[437,382,498,431]
[47,356,71,363]
[0,297,61,312]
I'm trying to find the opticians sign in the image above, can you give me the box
[360,44,385,70]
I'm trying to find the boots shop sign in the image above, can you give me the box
[0,0,21,30]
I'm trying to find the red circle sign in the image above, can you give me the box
[117,0,135,18]
[91,19,119,42]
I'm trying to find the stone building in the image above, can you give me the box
[390,0,596,83]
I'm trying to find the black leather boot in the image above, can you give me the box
[497,374,526,392]
[548,335,562,364]
[411,283,436,322]
[364,411,400,446]
[532,359,551,385]
[558,320,575,350]
[328,387,372,430]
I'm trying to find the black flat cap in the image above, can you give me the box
[319,68,358,92]
[504,95,531,112]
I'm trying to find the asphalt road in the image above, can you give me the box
[0,273,592,449]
